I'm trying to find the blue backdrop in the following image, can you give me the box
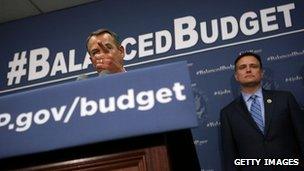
[1,0,303,170]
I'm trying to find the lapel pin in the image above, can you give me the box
[267,99,272,104]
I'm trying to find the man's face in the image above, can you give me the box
[87,33,124,72]
[234,55,263,87]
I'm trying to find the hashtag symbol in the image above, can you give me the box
[7,51,27,86]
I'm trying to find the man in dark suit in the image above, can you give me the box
[220,52,304,170]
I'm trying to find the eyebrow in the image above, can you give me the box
[241,63,259,66]
[238,63,259,67]
[104,42,115,47]
[90,48,99,54]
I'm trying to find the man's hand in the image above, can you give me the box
[94,55,124,73]
[90,42,124,73]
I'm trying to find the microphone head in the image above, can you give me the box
[76,74,88,81]
[99,70,111,76]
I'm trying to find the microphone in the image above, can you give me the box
[98,70,111,76]
[76,74,88,81]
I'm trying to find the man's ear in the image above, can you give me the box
[119,45,125,57]
[234,73,239,82]
[118,45,125,65]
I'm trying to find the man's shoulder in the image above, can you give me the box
[221,97,241,114]
[263,89,293,98]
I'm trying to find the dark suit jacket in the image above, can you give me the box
[220,90,304,171]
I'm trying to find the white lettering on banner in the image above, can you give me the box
[220,16,239,40]
[117,89,136,110]
[15,112,33,132]
[34,109,50,125]
[8,47,89,84]
[156,88,173,103]
[69,49,83,72]
[122,30,173,60]
[121,37,137,60]
[200,19,219,44]
[50,52,68,76]
[28,47,50,81]
[174,16,199,50]
[123,3,295,59]
[81,98,98,116]
[136,90,155,111]
[0,113,11,127]
[50,106,67,121]
[99,97,116,113]
[5,3,296,87]
[7,51,27,86]
[0,82,187,132]
[277,3,294,27]
[239,12,259,36]
[82,52,92,70]
[138,33,154,57]
[260,7,278,32]
[155,30,172,54]
[81,82,186,116]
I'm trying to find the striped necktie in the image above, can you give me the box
[250,95,264,134]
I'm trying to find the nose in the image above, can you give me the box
[245,66,251,72]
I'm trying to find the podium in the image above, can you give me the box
[0,62,200,170]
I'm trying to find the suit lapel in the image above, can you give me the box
[263,90,275,136]
[235,96,262,133]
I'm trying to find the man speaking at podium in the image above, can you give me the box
[220,52,304,170]
[86,28,126,75]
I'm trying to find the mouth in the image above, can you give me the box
[244,75,255,78]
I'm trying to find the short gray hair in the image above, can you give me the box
[86,28,120,53]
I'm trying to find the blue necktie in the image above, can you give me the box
[250,95,264,134]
